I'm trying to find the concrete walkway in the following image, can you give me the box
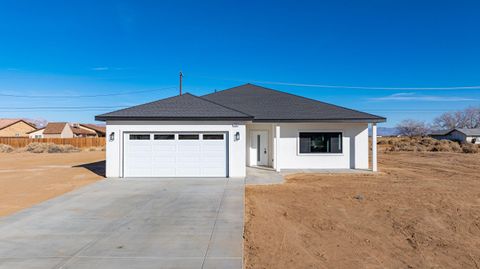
[0,178,244,269]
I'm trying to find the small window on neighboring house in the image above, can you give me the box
[35,135,42,139]
[299,132,342,154]
[129,134,150,140]
[15,133,20,137]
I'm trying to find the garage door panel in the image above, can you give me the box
[124,132,227,177]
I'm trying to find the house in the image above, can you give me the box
[79,124,106,137]
[28,123,107,138]
[0,119,37,137]
[28,122,74,138]
[430,128,480,144]
[96,84,386,178]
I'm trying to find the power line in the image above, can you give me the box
[0,86,177,98]
[191,75,480,90]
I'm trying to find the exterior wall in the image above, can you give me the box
[466,136,480,144]
[105,121,247,178]
[61,125,74,138]
[274,122,369,170]
[28,129,45,138]
[0,121,36,137]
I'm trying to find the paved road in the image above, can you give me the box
[0,178,244,269]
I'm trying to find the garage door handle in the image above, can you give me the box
[264,148,267,154]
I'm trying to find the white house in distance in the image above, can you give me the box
[96,84,386,178]
[430,128,480,144]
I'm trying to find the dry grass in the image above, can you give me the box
[22,142,81,153]
[0,144,14,153]
[378,136,479,153]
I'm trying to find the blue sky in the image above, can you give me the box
[0,0,479,127]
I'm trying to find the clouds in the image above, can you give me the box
[369,92,477,102]
[91,67,129,71]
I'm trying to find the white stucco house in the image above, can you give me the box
[96,84,386,178]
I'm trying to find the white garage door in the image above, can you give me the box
[123,133,227,177]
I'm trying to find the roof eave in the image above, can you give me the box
[252,118,387,123]
[95,116,254,122]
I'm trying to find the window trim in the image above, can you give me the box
[297,130,344,156]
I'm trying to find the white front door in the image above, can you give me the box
[123,133,227,177]
[250,131,268,166]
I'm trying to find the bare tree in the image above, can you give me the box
[396,119,430,137]
[433,106,480,129]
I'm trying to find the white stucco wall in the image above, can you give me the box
[274,122,369,170]
[105,121,246,178]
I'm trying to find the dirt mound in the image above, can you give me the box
[379,137,479,153]
[0,144,14,153]
[23,143,81,153]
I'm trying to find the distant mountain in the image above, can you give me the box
[23,118,48,128]
[369,127,399,137]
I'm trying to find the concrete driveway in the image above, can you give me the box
[0,178,244,269]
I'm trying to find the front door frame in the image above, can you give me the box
[249,130,269,167]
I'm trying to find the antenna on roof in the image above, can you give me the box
[179,71,183,96]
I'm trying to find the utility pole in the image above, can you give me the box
[179,71,183,95]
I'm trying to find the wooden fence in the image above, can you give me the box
[0,137,106,148]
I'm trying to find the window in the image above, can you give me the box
[179,134,199,140]
[203,134,224,140]
[299,132,342,154]
[35,135,42,139]
[154,134,174,140]
[130,134,150,140]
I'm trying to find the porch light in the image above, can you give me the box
[109,132,115,142]
[235,132,240,141]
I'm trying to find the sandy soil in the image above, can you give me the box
[0,152,105,216]
[245,152,480,269]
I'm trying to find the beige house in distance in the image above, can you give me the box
[0,119,37,137]
[28,122,106,138]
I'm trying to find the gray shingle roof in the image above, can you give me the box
[456,128,480,136]
[202,84,386,122]
[430,128,480,136]
[95,93,252,121]
[96,84,386,122]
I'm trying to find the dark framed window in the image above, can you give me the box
[203,134,224,140]
[130,134,150,140]
[179,134,199,140]
[154,134,175,140]
[299,132,342,153]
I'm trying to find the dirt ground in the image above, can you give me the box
[0,152,105,216]
[244,152,480,269]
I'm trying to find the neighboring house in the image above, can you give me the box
[96,84,386,178]
[42,122,74,138]
[0,119,37,137]
[430,128,480,144]
[28,122,106,138]
[27,128,46,138]
[79,124,106,137]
